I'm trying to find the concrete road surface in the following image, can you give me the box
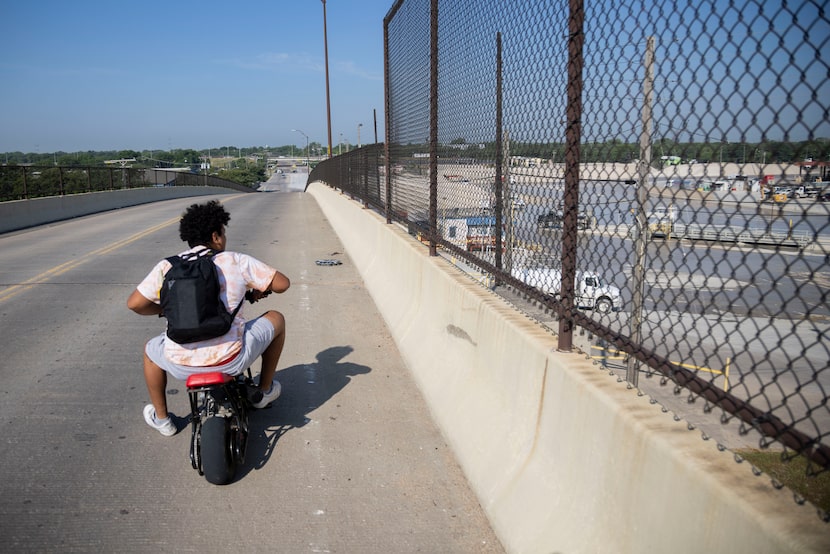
[0,187,504,553]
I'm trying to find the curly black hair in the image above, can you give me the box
[178,200,231,246]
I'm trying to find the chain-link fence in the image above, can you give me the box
[0,166,254,201]
[311,0,830,487]
[308,147,385,210]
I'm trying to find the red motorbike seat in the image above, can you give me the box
[186,372,234,388]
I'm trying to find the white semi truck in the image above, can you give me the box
[512,265,623,313]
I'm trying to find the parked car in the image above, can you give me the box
[794,185,819,198]
[818,192,830,202]
[537,204,592,230]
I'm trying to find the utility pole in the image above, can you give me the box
[627,35,655,386]
[292,129,310,172]
[322,0,333,158]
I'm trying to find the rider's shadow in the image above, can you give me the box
[237,345,371,479]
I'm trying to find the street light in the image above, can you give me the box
[292,129,309,171]
[756,148,767,178]
[357,123,363,148]
[322,0,333,158]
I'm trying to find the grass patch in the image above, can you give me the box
[737,449,830,513]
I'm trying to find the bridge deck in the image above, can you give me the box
[0,176,504,553]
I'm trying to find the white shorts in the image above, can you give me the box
[144,316,276,381]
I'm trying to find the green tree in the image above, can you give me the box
[219,166,266,187]
[117,149,140,160]
[177,149,203,165]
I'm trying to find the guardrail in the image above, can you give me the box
[0,165,255,201]
[675,224,812,248]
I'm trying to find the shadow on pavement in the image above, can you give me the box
[237,345,371,479]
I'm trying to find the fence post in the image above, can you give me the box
[494,32,504,273]
[362,148,369,208]
[626,35,655,386]
[557,0,585,353]
[428,0,438,256]
[383,9,393,223]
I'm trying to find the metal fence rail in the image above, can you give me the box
[0,166,254,201]
[311,0,830,494]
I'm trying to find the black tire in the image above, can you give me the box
[595,296,613,314]
[200,416,234,485]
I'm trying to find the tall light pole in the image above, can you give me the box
[357,123,363,148]
[292,129,309,171]
[322,0,333,158]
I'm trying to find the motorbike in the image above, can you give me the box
[186,369,262,484]
[185,290,268,485]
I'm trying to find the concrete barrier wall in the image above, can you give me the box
[307,183,829,554]
[0,186,239,234]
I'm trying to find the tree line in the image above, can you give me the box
[2,146,277,168]
[1,140,331,168]
[5,136,825,181]
[393,137,830,167]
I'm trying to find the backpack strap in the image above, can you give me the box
[184,247,213,260]
[230,295,245,317]
[206,249,246,316]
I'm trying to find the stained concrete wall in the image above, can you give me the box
[307,182,830,554]
[0,186,239,234]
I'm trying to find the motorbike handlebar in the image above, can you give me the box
[245,289,272,304]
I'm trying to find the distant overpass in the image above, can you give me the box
[266,155,326,165]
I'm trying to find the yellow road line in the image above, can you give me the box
[0,194,250,304]
[0,216,179,303]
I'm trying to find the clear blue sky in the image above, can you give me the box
[0,0,392,153]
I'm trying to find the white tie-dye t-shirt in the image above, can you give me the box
[136,246,277,366]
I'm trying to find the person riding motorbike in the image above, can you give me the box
[127,200,290,436]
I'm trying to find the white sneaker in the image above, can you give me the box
[252,380,281,409]
[143,404,177,436]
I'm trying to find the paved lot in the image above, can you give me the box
[0,183,504,553]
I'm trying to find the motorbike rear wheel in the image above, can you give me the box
[200,416,234,485]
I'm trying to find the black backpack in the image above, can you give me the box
[159,250,243,344]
